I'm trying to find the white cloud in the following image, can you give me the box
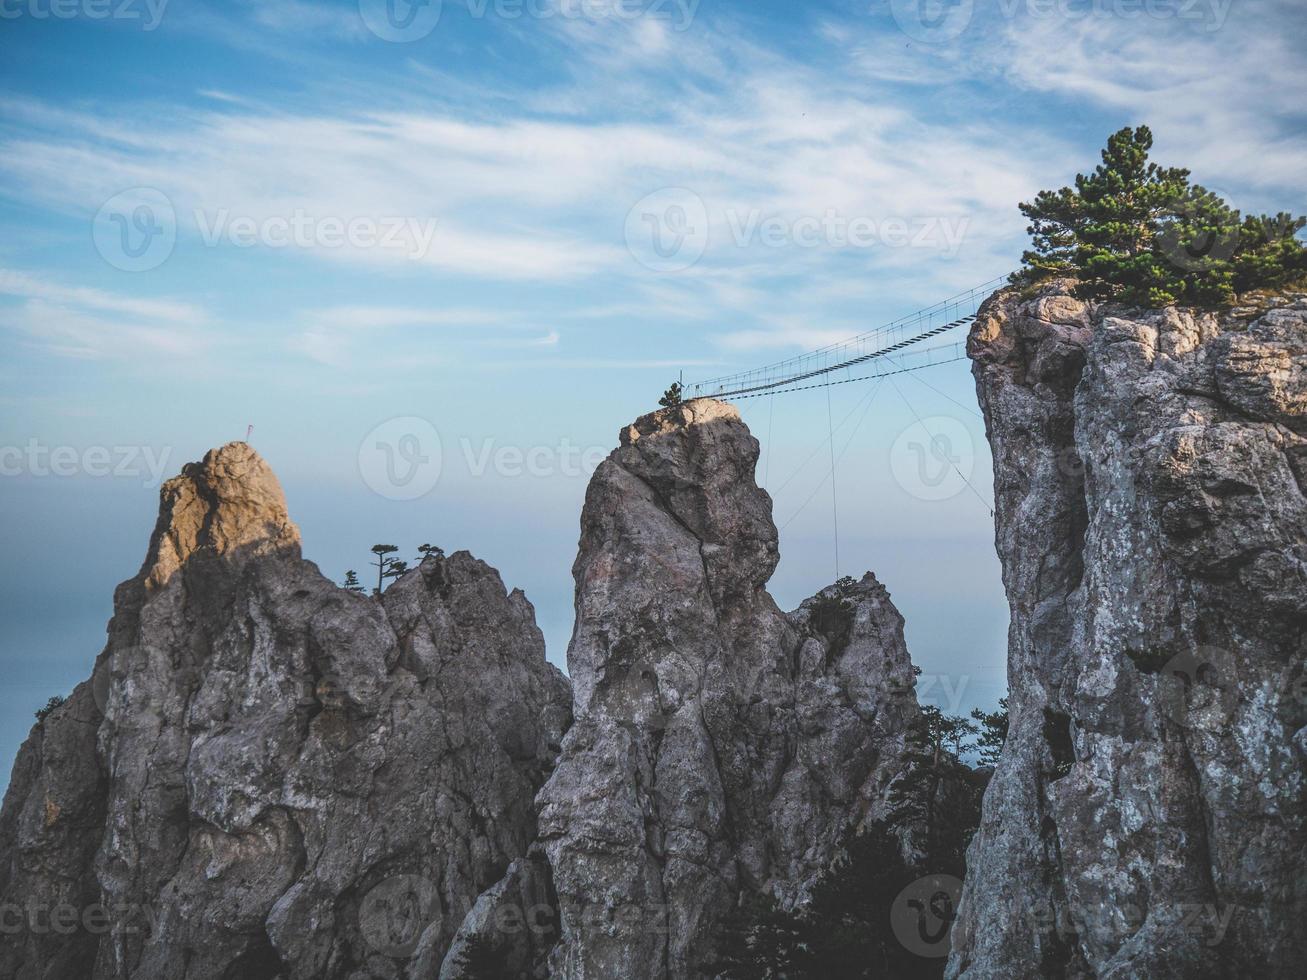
[0,269,209,360]
[990,3,1307,202]
[0,0,1300,363]
[0,268,200,322]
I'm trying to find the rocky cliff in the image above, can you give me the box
[0,443,571,980]
[948,282,1307,978]
[2,411,936,980]
[529,399,924,978]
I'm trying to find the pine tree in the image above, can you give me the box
[970,698,1009,768]
[888,706,980,875]
[448,933,514,979]
[370,545,408,595]
[342,570,365,594]
[1016,126,1306,307]
[659,382,684,408]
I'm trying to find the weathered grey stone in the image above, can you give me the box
[949,282,1307,979]
[532,399,924,979]
[0,442,570,980]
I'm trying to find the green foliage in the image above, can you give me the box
[369,544,408,596]
[35,695,66,722]
[417,543,445,562]
[1016,125,1307,307]
[711,892,812,978]
[448,933,514,979]
[889,705,981,873]
[713,694,1006,978]
[711,822,948,979]
[659,381,684,408]
[807,592,855,648]
[342,569,365,594]
[969,698,1009,768]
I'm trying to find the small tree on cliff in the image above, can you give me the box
[1015,125,1307,307]
[970,698,1009,768]
[370,545,408,595]
[447,934,514,978]
[342,570,366,594]
[659,381,684,408]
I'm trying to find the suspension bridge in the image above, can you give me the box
[681,273,1010,579]
[686,274,1009,402]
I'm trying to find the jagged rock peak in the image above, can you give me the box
[532,398,926,979]
[139,440,300,590]
[0,442,570,980]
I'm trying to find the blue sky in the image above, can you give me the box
[1,0,1304,782]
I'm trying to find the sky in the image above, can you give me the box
[1,0,1304,784]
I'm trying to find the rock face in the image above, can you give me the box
[948,283,1307,978]
[533,399,923,978]
[0,442,570,980]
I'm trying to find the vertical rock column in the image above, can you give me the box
[538,399,922,979]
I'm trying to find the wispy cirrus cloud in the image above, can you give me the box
[0,268,210,360]
[0,0,1301,364]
